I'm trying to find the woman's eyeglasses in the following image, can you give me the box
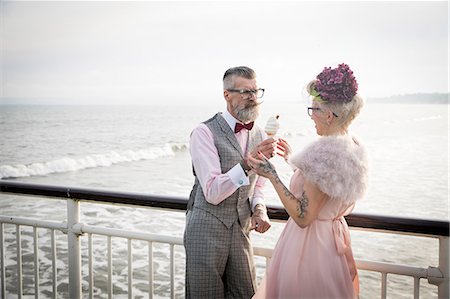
[307,107,338,117]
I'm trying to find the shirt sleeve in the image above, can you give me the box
[250,130,268,212]
[189,124,250,205]
[250,176,267,212]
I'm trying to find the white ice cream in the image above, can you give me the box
[265,115,280,136]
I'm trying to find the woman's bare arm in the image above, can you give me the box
[248,153,326,228]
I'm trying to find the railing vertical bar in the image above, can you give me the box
[67,198,81,298]
[88,233,93,299]
[51,229,57,299]
[381,272,387,299]
[170,244,175,299]
[128,238,132,299]
[148,241,153,299]
[33,227,39,299]
[413,277,420,299]
[108,236,112,299]
[0,223,5,299]
[438,236,449,299]
[16,225,23,299]
[50,229,58,299]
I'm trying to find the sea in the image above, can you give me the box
[0,100,448,298]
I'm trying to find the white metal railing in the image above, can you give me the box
[0,182,449,298]
[0,214,184,299]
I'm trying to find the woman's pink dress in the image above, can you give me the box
[253,170,359,299]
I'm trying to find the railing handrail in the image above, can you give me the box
[1,180,449,237]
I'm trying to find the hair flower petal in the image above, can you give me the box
[313,63,358,103]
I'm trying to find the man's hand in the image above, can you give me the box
[251,204,271,233]
[250,138,276,160]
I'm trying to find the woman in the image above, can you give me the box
[249,64,369,299]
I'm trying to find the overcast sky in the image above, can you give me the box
[0,1,448,105]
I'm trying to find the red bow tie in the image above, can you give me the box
[235,122,254,133]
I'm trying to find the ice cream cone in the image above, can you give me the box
[265,115,280,137]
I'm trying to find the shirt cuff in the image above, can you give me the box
[229,163,250,187]
[251,197,264,212]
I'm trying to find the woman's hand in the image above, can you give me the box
[247,152,278,180]
[276,138,292,163]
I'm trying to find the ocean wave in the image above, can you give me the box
[0,143,188,179]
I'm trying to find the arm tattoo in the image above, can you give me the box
[257,159,281,184]
[258,159,299,202]
[281,184,297,201]
[257,158,307,219]
[297,191,309,218]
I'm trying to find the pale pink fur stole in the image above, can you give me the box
[289,135,369,203]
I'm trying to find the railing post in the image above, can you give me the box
[0,223,5,299]
[67,198,82,298]
[438,236,449,299]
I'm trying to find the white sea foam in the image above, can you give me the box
[0,143,188,179]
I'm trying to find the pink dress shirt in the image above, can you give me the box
[189,110,267,211]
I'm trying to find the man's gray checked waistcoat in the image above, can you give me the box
[187,113,264,229]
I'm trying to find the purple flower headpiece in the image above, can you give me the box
[311,63,358,103]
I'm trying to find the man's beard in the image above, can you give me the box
[233,102,260,123]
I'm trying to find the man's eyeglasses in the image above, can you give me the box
[227,88,265,99]
[307,107,339,117]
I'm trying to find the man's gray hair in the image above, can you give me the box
[223,66,256,90]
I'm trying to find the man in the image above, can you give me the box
[184,66,274,298]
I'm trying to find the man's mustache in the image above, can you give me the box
[245,100,263,108]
